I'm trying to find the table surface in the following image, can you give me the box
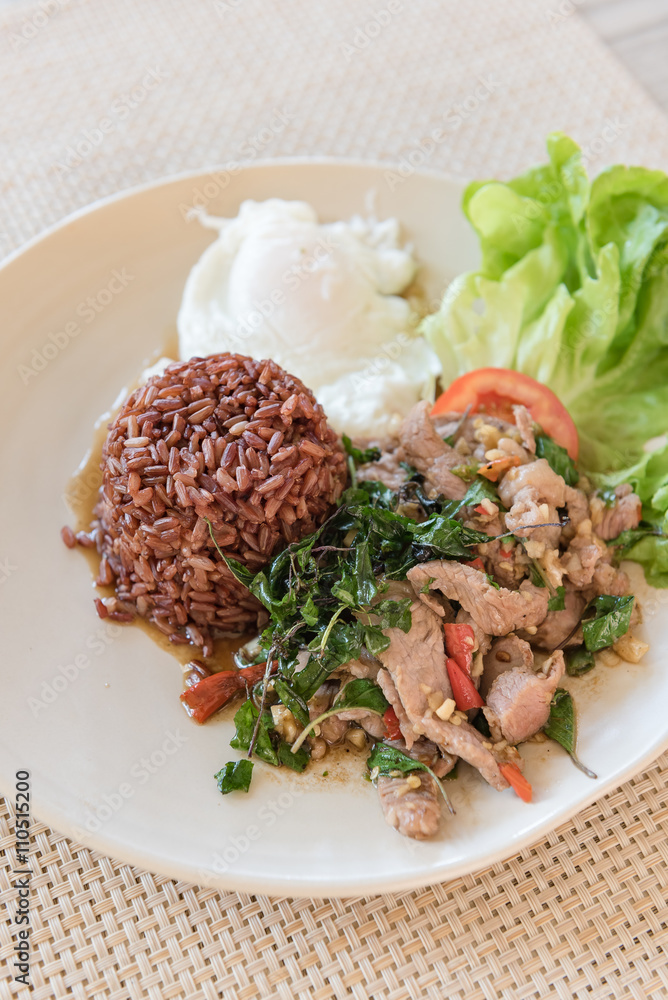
[580,0,668,111]
[1,2,667,999]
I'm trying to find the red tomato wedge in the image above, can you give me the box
[432,368,579,460]
[499,762,533,803]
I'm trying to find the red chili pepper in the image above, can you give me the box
[474,503,489,516]
[383,706,402,741]
[478,455,521,482]
[180,660,278,724]
[445,657,485,711]
[463,557,486,573]
[443,622,476,677]
[499,762,533,803]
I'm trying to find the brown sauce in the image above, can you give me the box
[65,384,247,675]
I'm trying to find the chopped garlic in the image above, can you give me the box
[406,774,422,789]
[613,632,649,664]
[435,697,456,721]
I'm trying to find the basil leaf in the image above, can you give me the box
[362,624,391,657]
[565,646,595,676]
[543,688,596,778]
[543,688,575,753]
[582,594,634,651]
[372,597,412,632]
[335,678,389,715]
[273,677,310,728]
[410,516,489,558]
[607,524,665,561]
[230,700,280,766]
[548,585,566,611]
[442,476,503,517]
[535,434,579,486]
[277,741,310,772]
[342,434,381,465]
[214,759,254,794]
[355,479,397,509]
[367,742,427,776]
[300,594,320,627]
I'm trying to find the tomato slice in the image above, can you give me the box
[432,368,579,460]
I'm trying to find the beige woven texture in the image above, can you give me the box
[1,0,668,997]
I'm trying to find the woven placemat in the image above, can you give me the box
[1,1,668,997]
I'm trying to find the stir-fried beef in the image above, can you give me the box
[484,650,565,744]
[336,708,386,738]
[378,598,509,789]
[522,585,586,650]
[374,739,456,839]
[407,560,549,635]
[377,599,453,723]
[591,483,642,540]
[376,770,441,839]
[561,523,607,589]
[481,634,534,700]
[357,445,409,491]
[400,402,468,500]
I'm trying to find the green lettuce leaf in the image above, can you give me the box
[421,132,668,584]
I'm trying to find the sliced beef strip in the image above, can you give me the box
[378,601,509,791]
[513,405,536,454]
[520,586,586,651]
[417,715,509,791]
[357,445,409,492]
[498,459,567,549]
[481,634,534,700]
[377,668,417,749]
[336,708,386,738]
[498,458,567,509]
[399,401,467,501]
[376,771,441,840]
[483,650,565,745]
[319,715,350,745]
[590,559,630,598]
[376,599,453,727]
[591,484,642,541]
[456,608,492,657]
[374,737,458,839]
[407,560,549,636]
[560,526,607,589]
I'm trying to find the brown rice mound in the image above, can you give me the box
[93,353,347,653]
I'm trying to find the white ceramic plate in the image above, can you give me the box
[1,161,667,898]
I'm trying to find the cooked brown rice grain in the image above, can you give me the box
[92,353,347,649]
